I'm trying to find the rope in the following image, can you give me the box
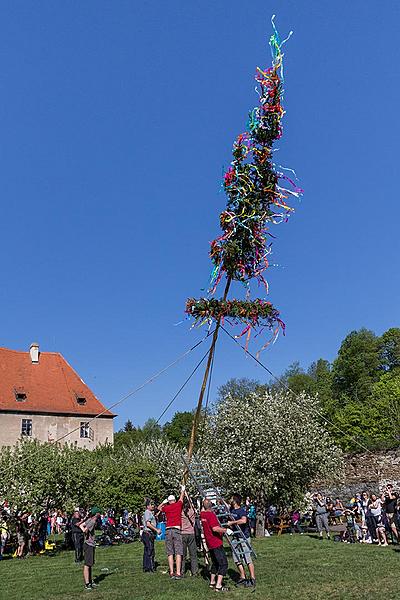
[155,347,211,425]
[0,331,214,476]
[220,325,373,455]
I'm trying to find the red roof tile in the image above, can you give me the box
[0,347,114,417]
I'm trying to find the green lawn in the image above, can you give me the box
[2,535,400,600]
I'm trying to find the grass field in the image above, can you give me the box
[2,535,400,600]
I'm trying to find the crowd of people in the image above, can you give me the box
[1,483,399,592]
[142,486,256,592]
[0,488,256,592]
[310,485,400,545]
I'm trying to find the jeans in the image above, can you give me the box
[72,532,84,562]
[142,531,155,572]
[182,533,198,575]
[366,515,377,541]
[315,513,329,534]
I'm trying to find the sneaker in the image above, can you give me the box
[90,582,99,588]
[84,584,92,591]
[215,586,229,592]
[236,579,247,587]
[174,574,183,580]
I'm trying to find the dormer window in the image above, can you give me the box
[76,396,87,406]
[15,389,27,402]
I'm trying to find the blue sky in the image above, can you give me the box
[1,1,399,429]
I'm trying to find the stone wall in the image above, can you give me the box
[313,448,400,499]
[0,412,114,449]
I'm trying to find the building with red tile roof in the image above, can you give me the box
[0,343,114,448]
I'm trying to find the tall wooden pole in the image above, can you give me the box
[184,277,231,475]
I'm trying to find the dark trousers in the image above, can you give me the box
[366,515,377,541]
[209,546,228,576]
[290,521,303,534]
[72,532,84,562]
[182,533,198,575]
[142,531,155,572]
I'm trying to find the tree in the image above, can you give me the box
[371,371,400,444]
[269,362,314,396]
[93,455,160,513]
[203,388,342,536]
[0,440,98,512]
[308,359,334,416]
[286,372,314,396]
[120,438,185,498]
[379,328,400,372]
[218,378,265,402]
[163,411,194,447]
[114,427,143,449]
[324,370,400,451]
[141,418,162,442]
[0,439,162,514]
[332,329,380,403]
[124,419,135,432]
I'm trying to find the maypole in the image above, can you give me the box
[185,17,302,464]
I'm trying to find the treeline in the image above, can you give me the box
[271,327,400,451]
[1,389,341,527]
[114,412,194,449]
[117,327,400,454]
[0,438,184,515]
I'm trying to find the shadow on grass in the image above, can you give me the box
[93,569,116,584]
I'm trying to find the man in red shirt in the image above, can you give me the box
[158,485,185,579]
[200,499,229,592]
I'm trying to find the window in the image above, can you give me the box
[80,422,94,441]
[21,419,32,436]
[76,396,86,406]
[80,422,90,438]
[15,388,27,402]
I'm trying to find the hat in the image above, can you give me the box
[90,506,102,516]
[167,495,176,502]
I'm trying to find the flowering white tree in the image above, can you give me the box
[202,386,343,536]
[120,438,186,496]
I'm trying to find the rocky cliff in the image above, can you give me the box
[313,448,400,499]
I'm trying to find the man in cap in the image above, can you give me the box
[158,486,185,579]
[142,499,161,572]
[79,507,101,591]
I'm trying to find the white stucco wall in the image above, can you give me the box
[0,413,114,449]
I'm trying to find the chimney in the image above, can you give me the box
[30,342,40,364]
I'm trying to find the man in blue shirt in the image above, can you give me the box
[227,494,256,587]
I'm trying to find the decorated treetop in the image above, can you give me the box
[186,17,302,352]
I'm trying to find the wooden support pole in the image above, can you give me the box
[184,277,231,479]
